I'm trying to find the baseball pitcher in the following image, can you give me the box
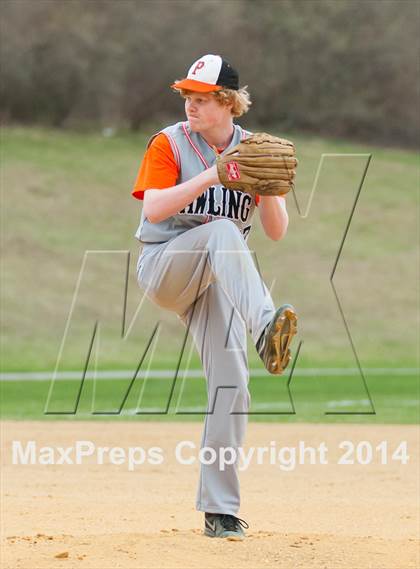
[132,54,298,540]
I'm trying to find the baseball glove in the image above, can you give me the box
[216,132,297,196]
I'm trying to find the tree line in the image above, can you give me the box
[1,0,418,147]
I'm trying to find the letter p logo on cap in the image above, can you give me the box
[191,61,205,75]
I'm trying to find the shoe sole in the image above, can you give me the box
[204,529,245,541]
[267,305,298,375]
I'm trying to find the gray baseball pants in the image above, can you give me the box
[136,219,275,516]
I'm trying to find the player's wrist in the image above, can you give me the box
[204,164,220,186]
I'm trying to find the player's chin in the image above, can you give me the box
[188,118,202,131]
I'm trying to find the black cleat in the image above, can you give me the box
[204,513,249,540]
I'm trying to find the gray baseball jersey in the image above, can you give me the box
[134,121,257,246]
[135,121,276,516]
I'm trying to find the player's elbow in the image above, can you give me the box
[145,211,162,224]
[143,207,159,224]
[143,191,161,224]
[268,227,287,241]
[143,204,157,224]
[264,218,289,241]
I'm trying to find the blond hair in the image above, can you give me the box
[177,86,252,117]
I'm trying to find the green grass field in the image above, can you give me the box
[1,126,418,422]
[1,371,418,423]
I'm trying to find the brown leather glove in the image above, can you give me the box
[216,132,297,196]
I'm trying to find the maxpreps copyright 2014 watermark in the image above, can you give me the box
[11,440,409,472]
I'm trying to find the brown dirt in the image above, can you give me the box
[1,421,419,569]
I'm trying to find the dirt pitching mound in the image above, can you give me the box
[1,421,419,568]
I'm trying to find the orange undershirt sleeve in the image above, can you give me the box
[132,133,179,201]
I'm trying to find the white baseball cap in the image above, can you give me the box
[171,54,239,93]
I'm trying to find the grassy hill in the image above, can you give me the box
[1,126,418,422]
[1,125,417,370]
